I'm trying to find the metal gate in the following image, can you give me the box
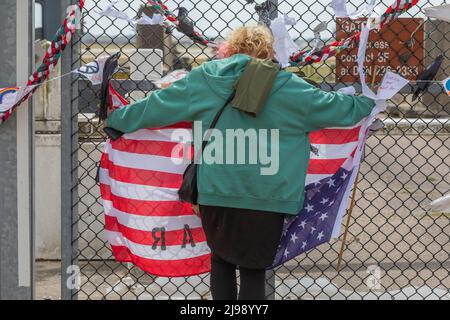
[61,0,450,300]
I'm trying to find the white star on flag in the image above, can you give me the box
[290,233,299,243]
[317,231,324,241]
[327,179,335,187]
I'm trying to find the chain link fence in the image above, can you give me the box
[62,0,450,300]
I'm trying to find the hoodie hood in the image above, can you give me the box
[200,54,292,101]
[201,54,250,98]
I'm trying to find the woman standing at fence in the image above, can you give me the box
[105,25,376,300]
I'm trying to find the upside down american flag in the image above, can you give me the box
[99,82,387,277]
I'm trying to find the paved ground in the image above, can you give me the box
[36,257,449,300]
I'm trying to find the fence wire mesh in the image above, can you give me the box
[66,0,450,300]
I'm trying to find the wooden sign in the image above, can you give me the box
[336,18,424,83]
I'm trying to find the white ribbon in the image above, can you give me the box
[304,22,328,60]
[283,14,297,26]
[95,1,134,24]
[357,24,409,101]
[130,13,165,29]
[330,0,377,19]
[95,2,166,29]
[270,16,299,68]
[94,1,166,28]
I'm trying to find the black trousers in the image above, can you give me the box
[200,205,285,269]
[210,253,267,300]
[199,205,285,300]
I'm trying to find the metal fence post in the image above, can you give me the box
[61,0,80,300]
[265,269,276,300]
[264,0,278,301]
[0,0,35,300]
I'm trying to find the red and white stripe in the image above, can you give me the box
[306,122,362,185]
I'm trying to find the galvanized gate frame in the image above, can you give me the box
[61,0,449,300]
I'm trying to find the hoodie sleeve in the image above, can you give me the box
[106,73,193,133]
[291,76,376,132]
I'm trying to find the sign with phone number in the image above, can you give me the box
[336,18,424,83]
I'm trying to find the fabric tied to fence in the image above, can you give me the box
[0,0,84,124]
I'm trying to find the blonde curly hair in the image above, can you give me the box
[221,25,275,60]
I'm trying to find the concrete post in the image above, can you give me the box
[135,4,178,72]
[0,0,34,299]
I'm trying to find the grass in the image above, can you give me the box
[286,58,337,83]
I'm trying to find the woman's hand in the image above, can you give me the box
[101,107,115,130]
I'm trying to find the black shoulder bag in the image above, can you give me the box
[178,92,235,204]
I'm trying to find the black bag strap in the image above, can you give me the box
[195,91,235,162]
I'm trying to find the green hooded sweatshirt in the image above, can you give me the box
[106,54,375,215]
